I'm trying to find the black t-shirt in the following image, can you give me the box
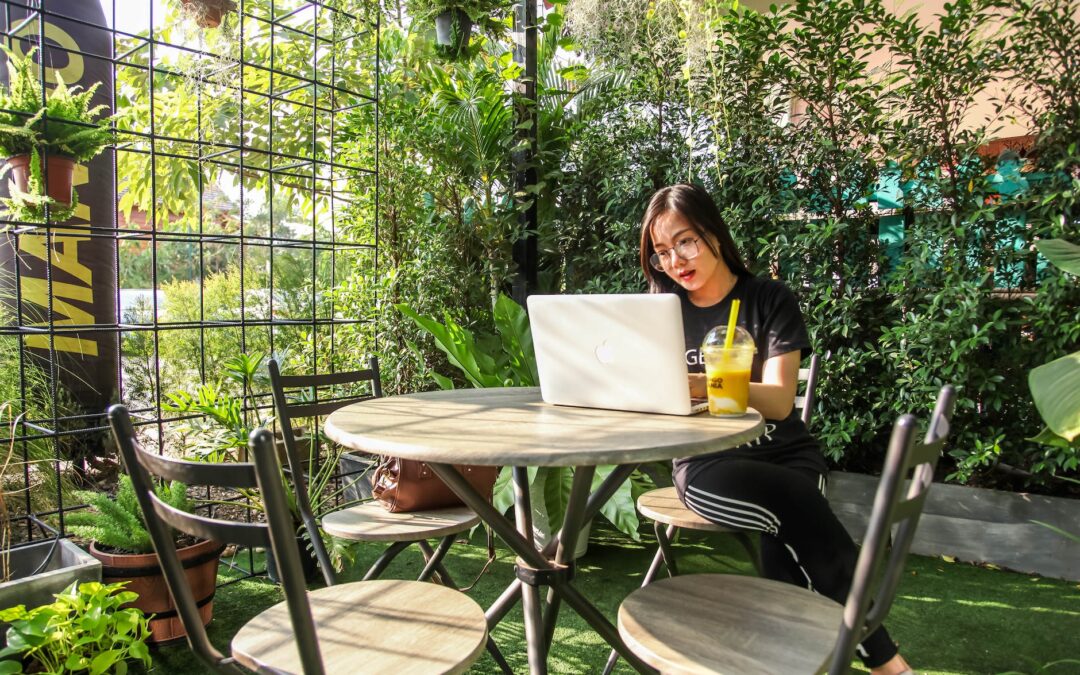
[673,274,828,481]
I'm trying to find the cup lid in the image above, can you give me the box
[702,325,756,351]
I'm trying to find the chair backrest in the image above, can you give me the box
[267,356,382,585]
[109,405,327,675]
[827,385,956,674]
[795,353,821,427]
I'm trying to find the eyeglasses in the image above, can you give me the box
[650,237,701,271]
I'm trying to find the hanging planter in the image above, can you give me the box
[178,0,237,29]
[406,0,514,61]
[6,153,75,206]
[434,9,474,56]
[0,46,113,223]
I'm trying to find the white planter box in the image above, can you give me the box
[0,538,101,612]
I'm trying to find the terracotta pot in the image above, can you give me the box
[5,154,75,206]
[90,538,224,645]
[180,0,233,28]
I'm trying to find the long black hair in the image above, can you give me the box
[639,184,749,293]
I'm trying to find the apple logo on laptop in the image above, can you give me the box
[594,340,615,365]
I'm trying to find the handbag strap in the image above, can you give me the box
[458,524,498,593]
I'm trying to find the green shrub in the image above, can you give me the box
[338,0,1080,495]
[0,581,151,675]
[66,476,191,554]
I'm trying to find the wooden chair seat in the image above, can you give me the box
[617,574,843,675]
[320,502,480,542]
[636,487,742,532]
[233,579,488,675]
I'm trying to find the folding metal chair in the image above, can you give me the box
[269,358,510,672]
[110,404,488,674]
[615,385,956,674]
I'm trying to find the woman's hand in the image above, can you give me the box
[689,373,707,399]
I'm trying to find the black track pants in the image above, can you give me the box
[678,458,899,668]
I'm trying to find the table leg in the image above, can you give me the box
[513,466,549,672]
[541,466,595,650]
[486,578,522,626]
[426,464,551,570]
[540,464,639,558]
[512,466,536,547]
[556,578,656,673]
[427,462,655,675]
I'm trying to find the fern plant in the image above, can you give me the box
[0,46,113,161]
[66,476,192,554]
[0,46,113,223]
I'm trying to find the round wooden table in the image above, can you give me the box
[325,387,763,467]
[325,387,764,675]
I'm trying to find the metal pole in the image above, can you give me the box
[511,0,537,306]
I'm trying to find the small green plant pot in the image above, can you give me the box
[5,153,75,206]
[265,533,321,585]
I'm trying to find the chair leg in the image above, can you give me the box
[416,539,513,674]
[601,647,621,675]
[654,522,679,577]
[603,523,680,675]
[362,540,411,581]
[482,636,514,675]
[733,531,764,575]
[416,535,456,583]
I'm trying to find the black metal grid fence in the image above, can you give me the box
[0,0,378,564]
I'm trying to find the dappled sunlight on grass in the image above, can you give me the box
[149,523,1080,674]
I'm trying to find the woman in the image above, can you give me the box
[640,184,912,675]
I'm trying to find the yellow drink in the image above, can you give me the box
[702,345,754,416]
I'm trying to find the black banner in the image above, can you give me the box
[0,1,118,436]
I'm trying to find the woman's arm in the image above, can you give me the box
[749,350,801,420]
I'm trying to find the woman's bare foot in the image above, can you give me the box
[870,653,913,675]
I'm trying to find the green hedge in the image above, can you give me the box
[332,0,1078,493]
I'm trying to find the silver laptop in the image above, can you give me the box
[527,293,708,415]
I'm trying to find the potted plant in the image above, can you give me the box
[64,476,224,645]
[405,0,514,59]
[0,46,113,223]
[164,352,345,582]
[0,580,151,673]
[263,433,353,583]
[176,0,238,29]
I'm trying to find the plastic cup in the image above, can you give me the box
[701,326,756,417]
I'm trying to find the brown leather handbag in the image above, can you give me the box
[371,457,499,513]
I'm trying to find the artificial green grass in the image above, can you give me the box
[148,524,1080,674]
